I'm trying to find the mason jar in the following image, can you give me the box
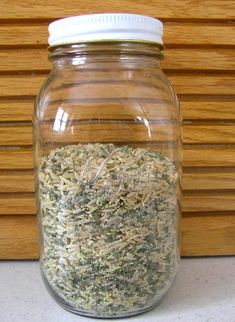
[33,13,181,318]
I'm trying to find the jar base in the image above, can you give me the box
[62,299,164,319]
[41,267,173,319]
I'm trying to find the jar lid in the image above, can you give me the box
[48,13,163,46]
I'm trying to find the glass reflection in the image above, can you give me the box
[53,107,69,132]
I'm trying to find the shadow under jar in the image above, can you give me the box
[33,13,181,318]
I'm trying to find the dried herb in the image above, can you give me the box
[39,143,178,316]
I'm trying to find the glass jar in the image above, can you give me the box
[34,13,181,318]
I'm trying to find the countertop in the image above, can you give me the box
[0,258,235,322]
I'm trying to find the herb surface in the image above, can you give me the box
[39,143,178,316]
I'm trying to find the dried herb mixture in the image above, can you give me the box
[39,143,178,316]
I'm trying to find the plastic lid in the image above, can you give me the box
[48,13,163,46]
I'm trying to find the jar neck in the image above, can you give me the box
[48,42,163,69]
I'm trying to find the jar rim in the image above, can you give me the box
[48,39,164,51]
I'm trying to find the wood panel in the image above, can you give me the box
[0,195,36,215]
[1,214,235,259]
[183,125,235,144]
[0,126,32,146]
[1,191,235,215]
[181,215,235,256]
[2,169,235,193]
[2,48,235,71]
[1,75,235,97]
[4,75,235,97]
[0,101,33,122]
[1,1,235,20]
[182,170,235,190]
[2,123,235,146]
[0,172,34,192]
[183,146,235,167]
[181,100,235,121]
[0,149,33,170]
[183,192,235,212]
[1,99,235,122]
[1,146,235,171]
[1,23,235,47]
[0,215,39,259]
[0,0,235,258]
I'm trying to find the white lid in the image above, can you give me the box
[48,13,163,46]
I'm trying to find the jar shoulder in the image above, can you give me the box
[35,67,179,122]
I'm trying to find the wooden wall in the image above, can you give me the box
[1,0,235,259]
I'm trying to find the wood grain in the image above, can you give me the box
[0,100,33,122]
[183,146,235,167]
[0,0,235,258]
[164,23,235,46]
[182,170,235,190]
[181,215,235,256]
[2,123,235,146]
[164,48,235,70]
[1,169,235,193]
[2,48,235,71]
[0,195,36,215]
[0,126,32,146]
[1,23,235,46]
[183,125,235,144]
[181,100,235,121]
[1,0,235,20]
[1,214,235,259]
[0,172,34,192]
[0,149,33,169]
[1,99,235,122]
[183,192,235,212]
[1,75,235,97]
[1,191,235,215]
[1,146,235,170]
[0,215,39,259]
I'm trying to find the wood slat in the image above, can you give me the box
[1,0,235,19]
[181,215,235,256]
[1,75,235,97]
[0,76,45,97]
[0,24,48,46]
[0,100,33,122]
[171,75,235,95]
[0,190,235,215]
[183,146,235,167]
[1,169,235,193]
[1,191,235,214]
[1,146,235,170]
[0,195,35,215]
[0,215,39,259]
[2,123,235,146]
[1,99,235,122]
[2,48,235,71]
[182,170,235,190]
[0,126,32,146]
[0,49,48,71]
[183,192,235,212]
[1,23,235,46]
[164,23,235,46]
[163,48,235,71]
[0,149,33,169]
[1,214,235,259]
[181,100,235,121]
[1,0,235,259]
[183,125,235,144]
[0,123,178,145]
[2,188,229,215]
[0,172,34,192]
